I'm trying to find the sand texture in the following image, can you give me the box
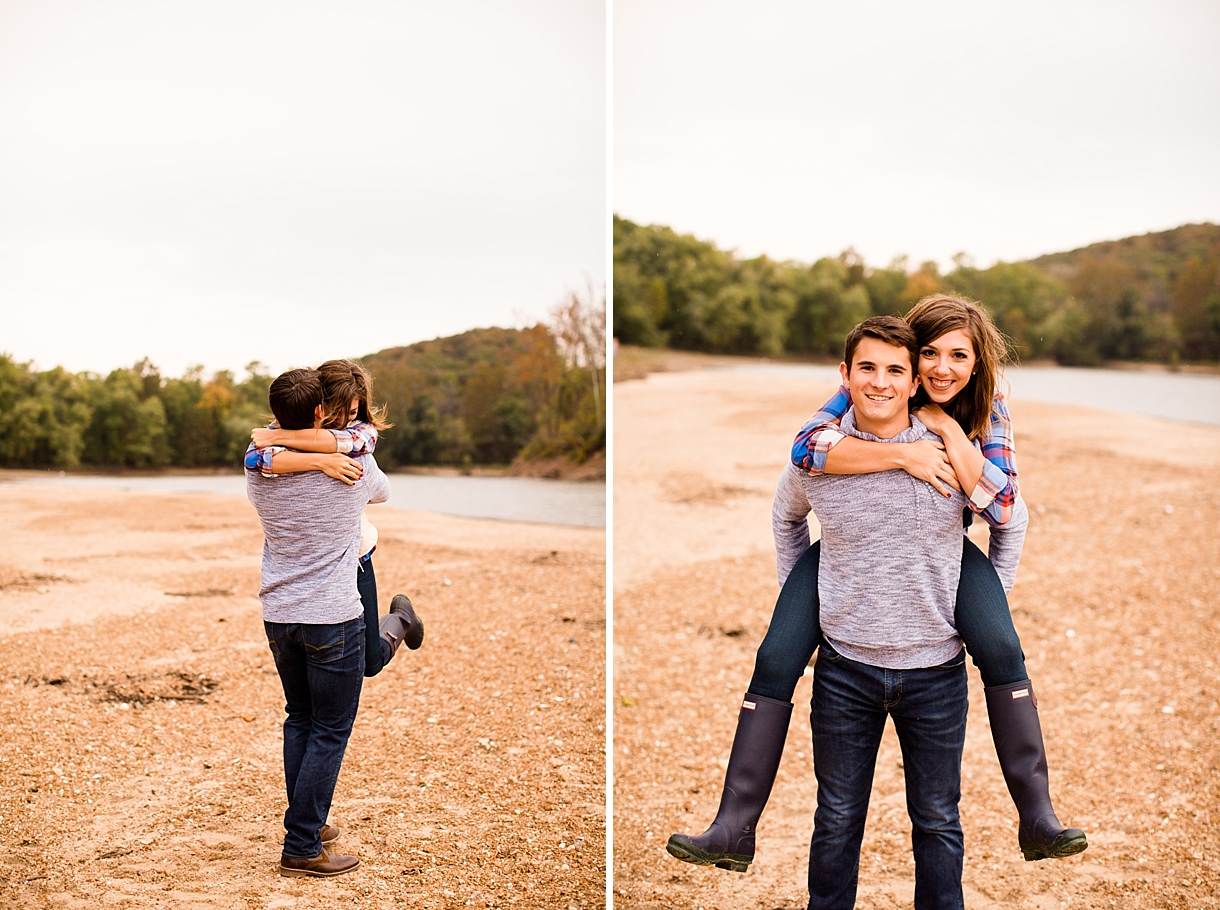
[0,485,605,908]
[613,367,1220,909]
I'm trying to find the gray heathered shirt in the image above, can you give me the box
[772,409,969,670]
[246,453,390,624]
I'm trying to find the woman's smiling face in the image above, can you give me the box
[918,328,977,404]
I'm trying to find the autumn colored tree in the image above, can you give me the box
[550,284,607,426]
[1171,257,1220,360]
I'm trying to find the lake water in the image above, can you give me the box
[11,472,605,528]
[730,363,1220,427]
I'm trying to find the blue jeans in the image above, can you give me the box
[808,640,968,910]
[750,537,1025,700]
[264,617,365,859]
[357,558,393,677]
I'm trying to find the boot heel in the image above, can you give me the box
[714,858,751,873]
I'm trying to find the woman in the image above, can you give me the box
[666,294,1086,870]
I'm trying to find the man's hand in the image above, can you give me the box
[318,453,363,485]
[896,440,961,497]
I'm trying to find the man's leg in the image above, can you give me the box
[807,643,888,910]
[891,651,969,910]
[281,617,365,860]
[265,622,313,804]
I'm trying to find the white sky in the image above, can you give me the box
[0,0,606,378]
[615,0,1220,272]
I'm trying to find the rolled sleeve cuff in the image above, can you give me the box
[330,430,355,454]
[804,428,846,474]
[257,445,287,478]
[968,458,1008,510]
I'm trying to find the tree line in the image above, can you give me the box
[0,293,606,471]
[613,216,1220,365]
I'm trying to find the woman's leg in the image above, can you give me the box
[954,537,1026,687]
[358,559,390,677]
[955,537,1087,860]
[667,543,821,871]
[749,542,823,701]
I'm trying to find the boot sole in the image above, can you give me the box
[665,836,751,873]
[278,859,360,878]
[1021,831,1088,862]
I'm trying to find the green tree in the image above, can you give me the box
[0,357,92,468]
[82,363,170,467]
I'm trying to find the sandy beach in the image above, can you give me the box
[0,485,605,908]
[613,364,1220,909]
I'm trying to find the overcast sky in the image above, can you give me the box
[615,0,1220,271]
[1,0,606,378]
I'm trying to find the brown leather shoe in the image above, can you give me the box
[278,848,359,878]
[320,824,340,845]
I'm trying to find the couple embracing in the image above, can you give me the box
[245,359,424,877]
[669,296,1088,909]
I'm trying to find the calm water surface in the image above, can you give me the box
[731,363,1220,427]
[13,473,605,528]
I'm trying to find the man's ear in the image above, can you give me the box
[909,373,920,399]
[314,403,325,424]
[838,361,850,385]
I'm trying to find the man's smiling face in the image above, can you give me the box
[839,337,919,438]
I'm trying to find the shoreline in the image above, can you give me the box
[613,343,1220,382]
[0,454,606,484]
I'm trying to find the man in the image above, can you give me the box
[246,368,390,878]
[772,317,979,910]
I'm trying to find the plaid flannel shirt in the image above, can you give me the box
[790,386,1019,527]
[243,421,379,478]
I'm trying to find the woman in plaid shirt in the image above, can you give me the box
[669,294,1086,873]
[247,359,424,679]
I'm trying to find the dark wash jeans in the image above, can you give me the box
[357,558,394,677]
[264,616,365,859]
[808,640,968,910]
[750,536,1025,700]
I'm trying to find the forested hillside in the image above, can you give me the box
[0,297,606,471]
[613,216,1220,365]
[361,317,605,470]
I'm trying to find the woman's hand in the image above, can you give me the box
[251,427,283,448]
[896,440,961,497]
[912,403,953,436]
[317,454,363,485]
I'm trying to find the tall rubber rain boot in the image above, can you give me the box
[985,679,1088,861]
[666,693,792,873]
[380,594,424,659]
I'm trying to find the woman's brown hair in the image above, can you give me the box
[905,294,1012,441]
[315,359,392,431]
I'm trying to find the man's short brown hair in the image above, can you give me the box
[268,369,323,430]
[843,316,919,375]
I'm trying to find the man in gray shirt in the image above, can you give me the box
[772,317,971,910]
[246,368,390,878]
